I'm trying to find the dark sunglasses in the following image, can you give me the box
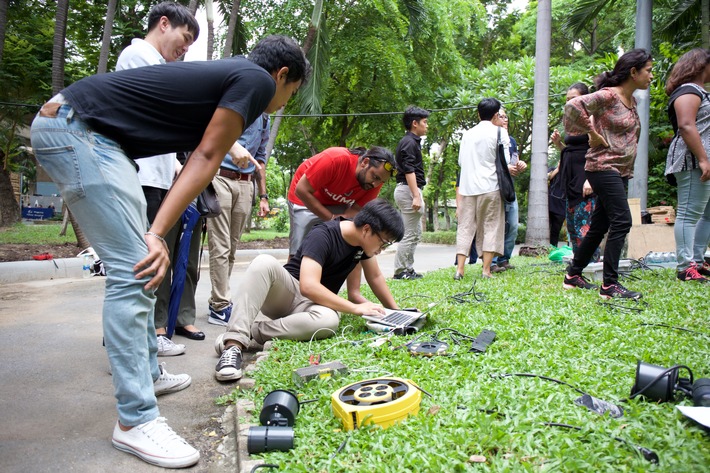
[368,157,397,176]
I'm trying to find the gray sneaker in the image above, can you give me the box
[157,335,186,357]
[154,363,191,396]
[112,417,199,468]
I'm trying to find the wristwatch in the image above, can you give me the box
[259,194,269,200]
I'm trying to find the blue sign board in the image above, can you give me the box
[22,207,55,220]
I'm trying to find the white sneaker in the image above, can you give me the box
[112,417,199,468]
[157,335,186,357]
[154,363,191,396]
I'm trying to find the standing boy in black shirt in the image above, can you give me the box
[393,105,430,279]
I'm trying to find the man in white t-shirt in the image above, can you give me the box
[455,98,508,279]
[116,2,199,356]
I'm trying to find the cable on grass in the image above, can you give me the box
[543,422,659,464]
[449,280,487,304]
[329,431,352,460]
[597,298,648,312]
[638,322,709,338]
[250,464,279,472]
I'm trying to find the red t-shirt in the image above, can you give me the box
[287,147,381,207]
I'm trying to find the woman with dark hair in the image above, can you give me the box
[664,48,710,282]
[550,83,601,260]
[562,48,653,299]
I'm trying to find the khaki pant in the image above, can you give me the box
[393,184,425,275]
[221,254,340,349]
[208,175,254,310]
[456,191,504,257]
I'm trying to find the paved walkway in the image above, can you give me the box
[0,243,459,472]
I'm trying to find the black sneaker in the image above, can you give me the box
[408,269,423,279]
[599,283,642,300]
[393,269,422,280]
[563,273,597,290]
[215,346,242,381]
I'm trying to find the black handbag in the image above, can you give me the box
[195,182,221,218]
[495,127,516,204]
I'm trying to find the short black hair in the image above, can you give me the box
[477,98,501,121]
[148,2,199,41]
[354,199,405,242]
[402,105,430,131]
[248,35,312,86]
[568,82,589,96]
[354,146,395,171]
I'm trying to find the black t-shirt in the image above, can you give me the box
[395,131,426,187]
[668,84,707,133]
[283,220,370,294]
[62,57,275,159]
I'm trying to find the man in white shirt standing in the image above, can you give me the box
[116,2,200,355]
[455,98,508,279]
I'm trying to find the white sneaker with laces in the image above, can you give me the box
[112,417,200,468]
[154,362,191,396]
[157,335,186,357]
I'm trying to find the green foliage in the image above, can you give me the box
[226,259,710,471]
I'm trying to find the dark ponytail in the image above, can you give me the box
[595,48,653,89]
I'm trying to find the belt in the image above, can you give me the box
[218,168,252,181]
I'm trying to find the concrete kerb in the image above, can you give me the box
[0,248,290,285]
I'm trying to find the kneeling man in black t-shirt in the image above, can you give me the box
[214,199,404,381]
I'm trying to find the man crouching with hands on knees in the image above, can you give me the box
[214,198,404,381]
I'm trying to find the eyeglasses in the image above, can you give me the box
[498,113,508,120]
[368,157,397,176]
[373,232,394,250]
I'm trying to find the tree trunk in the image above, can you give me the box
[97,0,118,73]
[525,0,552,246]
[206,0,214,60]
[188,0,198,15]
[0,0,8,64]
[222,0,242,58]
[52,0,89,250]
[703,0,709,49]
[52,0,68,95]
[0,166,21,226]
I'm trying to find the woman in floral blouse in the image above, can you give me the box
[664,48,710,283]
[561,48,653,300]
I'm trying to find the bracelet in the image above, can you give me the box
[145,232,167,247]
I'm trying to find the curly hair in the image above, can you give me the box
[665,48,710,95]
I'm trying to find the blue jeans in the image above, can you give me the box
[493,200,518,264]
[31,105,160,427]
[674,169,710,271]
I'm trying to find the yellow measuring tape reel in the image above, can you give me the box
[331,377,422,431]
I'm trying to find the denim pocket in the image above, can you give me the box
[34,145,85,205]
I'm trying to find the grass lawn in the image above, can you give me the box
[223,257,709,472]
[0,222,286,244]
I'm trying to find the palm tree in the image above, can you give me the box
[97,0,119,73]
[52,0,91,250]
[525,0,552,245]
[0,0,8,64]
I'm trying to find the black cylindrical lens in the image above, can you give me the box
[247,426,294,453]
[692,378,710,407]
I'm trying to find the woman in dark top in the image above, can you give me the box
[551,83,600,260]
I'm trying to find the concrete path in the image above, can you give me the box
[0,243,459,473]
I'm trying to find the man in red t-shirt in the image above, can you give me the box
[288,146,396,299]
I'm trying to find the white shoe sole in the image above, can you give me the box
[215,369,242,382]
[112,438,200,468]
[208,316,229,326]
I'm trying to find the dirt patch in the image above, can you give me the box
[0,237,290,263]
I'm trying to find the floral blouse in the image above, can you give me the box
[564,87,641,178]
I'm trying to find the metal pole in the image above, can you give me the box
[630,0,652,212]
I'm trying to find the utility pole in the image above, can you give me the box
[629,0,652,212]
